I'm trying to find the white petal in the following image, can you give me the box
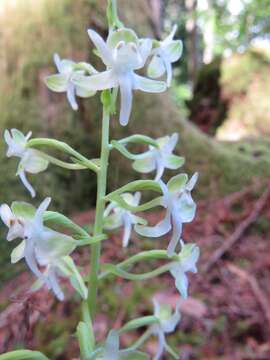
[147,55,166,78]
[45,74,68,92]
[75,85,96,98]
[171,266,188,298]
[104,330,119,360]
[87,29,113,66]
[181,245,200,273]
[122,214,132,247]
[135,209,171,238]
[73,70,118,91]
[139,38,153,66]
[35,197,51,226]
[132,154,156,174]
[186,172,199,191]
[18,170,36,198]
[161,308,180,333]
[165,40,183,63]
[7,221,24,241]
[164,60,172,86]
[119,76,133,126]
[177,192,196,223]
[154,159,165,181]
[24,242,47,284]
[4,129,12,147]
[22,150,49,174]
[11,240,26,263]
[166,24,177,43]
[133,74,166,93]
[0,204,13,227]
[163,154,184,170]
[133,192,141,206]
[67,83,78,110]
[167,212,182,257]
[47,267,64,301]
[153,330,166,360]
[53,53,62,72]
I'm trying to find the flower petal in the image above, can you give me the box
[67,83,78,110]
[147,55,166,78]
[139,38,152,66]
[122,214,132,247]
[135,210,171,238]
[75,85,96,98]
[11,240,26,264]
[45,74,68,92]
[163,154,184,170]
[177,192,196,223]
[167,174,188,194]
[73,70,118,91]
[0,204,13,227]
[167,211,182,257]
[186,172,199,191]
[154,159,165,181]
[133,74,166,93]
[34,197,51,229]
[103,330,119,360]
[170,266,188,298]
[165,40,183,63]
[119,76,133,126]
[18,170,36,198]
[47,267,65,301]
[88,29,113,66]
[53,53,62,72]
[22,151,49,174]
[132,155,156,174]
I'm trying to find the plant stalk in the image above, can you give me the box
[88,104,110,318]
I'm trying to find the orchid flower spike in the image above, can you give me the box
[150,299,181,360]
[135,172,198,257]
[170,243,200,298]
[73,28,166,125]
[4,129,49,197]
[104,192,147,247]
[45,53,97,110]
[132,133,184,180]
[0,198,85,300]
[148,25,183,86]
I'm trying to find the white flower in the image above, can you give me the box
[132,133,184,180]
[0,198,83,300]
[148,25,183,86]
[151,299,181,360]
[170,243,200,298]
[92,330,148,360]
[45,53,97,110]
[73,28,167,125]
[104,192,146,247]
[135,173,198,257]
[4,129,49,197]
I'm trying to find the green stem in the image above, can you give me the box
[88,104,110,318]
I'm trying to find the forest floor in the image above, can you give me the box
[0,179,270,360]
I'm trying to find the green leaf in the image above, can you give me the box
[77,321,94,358]
[11,201,36,219]
[58,256,88,299]
[0,350,49,360]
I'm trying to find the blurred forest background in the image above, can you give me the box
[0,0,270,359]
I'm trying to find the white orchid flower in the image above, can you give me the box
[104,192,146,247]
[45,53,97,110]
[73,28,167,125]
[135,173,198,257]
[148,25,183,86]
[132,133,184,180]
[150,299,181,360]
[4,129,49,197]
[0,198,83,300]
[170,243,200,299]
[89,330,149,360]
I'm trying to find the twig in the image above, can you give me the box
[202,183,270,272]
[226,262,270,332]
